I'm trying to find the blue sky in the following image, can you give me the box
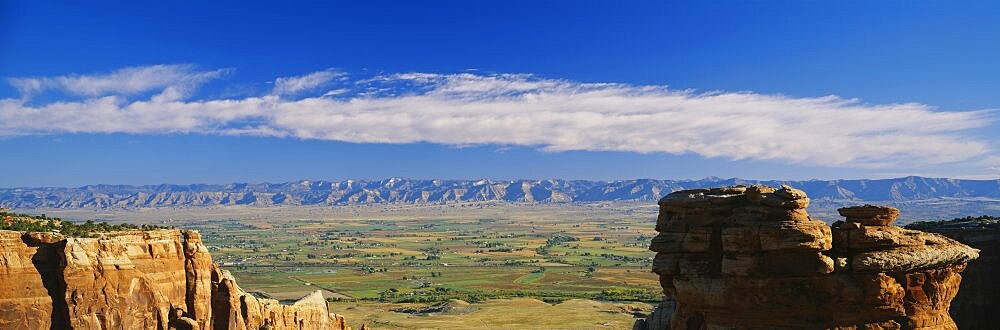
[1,1,998,186]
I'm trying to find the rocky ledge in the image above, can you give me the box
[635,185,979,330]
[914,220,1000,330]
[0,229,361,330]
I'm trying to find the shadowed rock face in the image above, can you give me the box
[0,229,359,330]
[636,185,979,330]
[918,226,1000,330]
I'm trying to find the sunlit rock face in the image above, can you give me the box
[637,185,978,330]
[0,231,64,329]
[0,229,359,330]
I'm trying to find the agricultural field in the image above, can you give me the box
[327,298,653,330]
[31,203,664,328]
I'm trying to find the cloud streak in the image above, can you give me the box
[1,66,995,168]
[272,69,343,96]
[7,64,227,98]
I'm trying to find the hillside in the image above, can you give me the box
[2,176,998,209]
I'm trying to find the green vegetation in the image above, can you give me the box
[329,298,651,330]
[595,287,660,301]
[366,282,658,304]
[906,215,1000,230]
[0,211,171,237]
[376,286,595,304]
[123,204,665,305]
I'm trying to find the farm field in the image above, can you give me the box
[194,203,663,303]
[327,299,652,330]
[31,203,665,328]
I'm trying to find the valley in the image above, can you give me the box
[19,198,999,329]
[28,203,664,329]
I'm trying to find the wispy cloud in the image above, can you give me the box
[1,66,995,169]
[7,64,228,98]
[982,156,1000,172]
[272,69,343,96]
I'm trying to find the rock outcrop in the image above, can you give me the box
[639,185,979,329]
[0,229,357,330]
[918,224,1000,330]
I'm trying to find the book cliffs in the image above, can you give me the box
[0,229,360,330]
[2,176,998,209]
[636,185,980,329]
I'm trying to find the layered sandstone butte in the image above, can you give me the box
[639,185,979,329]
[0,229,357,330]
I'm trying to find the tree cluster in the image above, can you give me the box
[0,211,171,237]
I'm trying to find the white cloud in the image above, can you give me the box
[1,66,996,169]
[981,156,1000,172]
[7,64,228,98]
[321,89,350,97]
[272,69,343,96]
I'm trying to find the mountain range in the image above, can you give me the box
[1,176,998,209]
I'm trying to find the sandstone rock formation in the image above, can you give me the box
[638,185,979,329]
[0,229,358,330]
[919,224,1000,330]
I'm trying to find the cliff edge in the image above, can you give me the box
[0,228,359,330]
[636,185,979,329]
[914,220,1000,330]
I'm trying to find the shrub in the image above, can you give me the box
[0,211,172,237]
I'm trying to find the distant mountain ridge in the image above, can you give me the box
[2,176,998,209]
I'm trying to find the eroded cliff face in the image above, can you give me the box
[920,226,999,330]
[0,229,357,330]
[639,185,979,330]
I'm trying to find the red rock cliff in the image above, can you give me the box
[0,229,357,330]
[918,226,999,330]
[636,185,979,330]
